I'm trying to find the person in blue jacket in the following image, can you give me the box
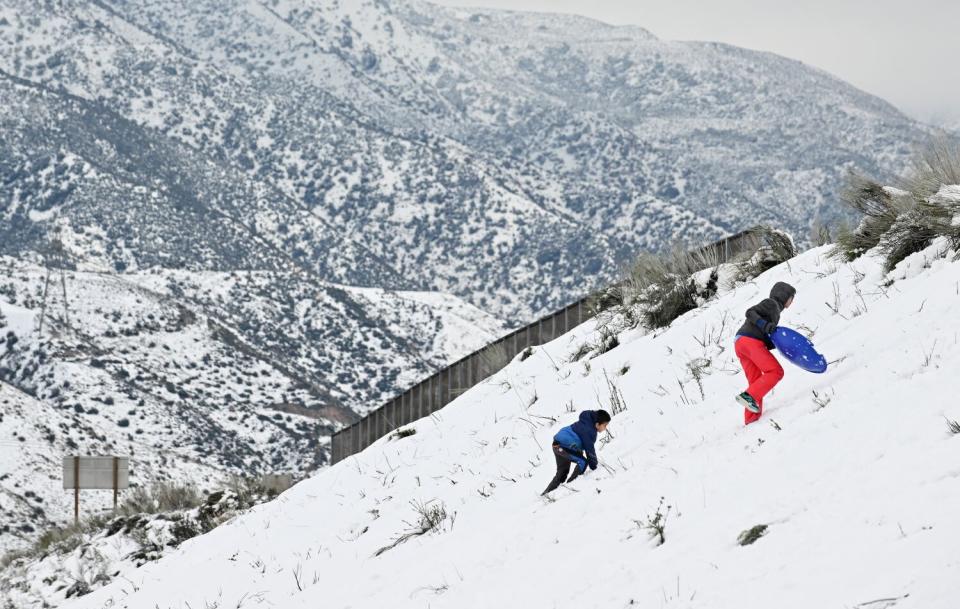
[541,409,611,495]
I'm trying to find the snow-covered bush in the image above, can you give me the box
[902,136,960,201]
[591,249,710,330]
[833,137,960,271]
[119,482,203,516]
[733,225,797,281]
[592,227,796,332]
[391,427,417,440]
[0,483,279,605]
[737,524,769,546]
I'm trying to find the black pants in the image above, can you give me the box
[542,443,582,495]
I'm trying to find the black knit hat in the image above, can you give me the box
[595,409,612,424]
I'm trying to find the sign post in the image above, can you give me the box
[73,457,79,524]
[63,456,130,524]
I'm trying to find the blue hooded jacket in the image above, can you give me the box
[553,410,600,472]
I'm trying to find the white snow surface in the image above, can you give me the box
[65,243,960,608]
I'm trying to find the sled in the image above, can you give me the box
[771,326,828,373]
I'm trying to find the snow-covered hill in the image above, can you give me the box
[49,221,960,608]
[0,0,938,321]
[0,257,502,554]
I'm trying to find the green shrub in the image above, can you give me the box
[832,138,960,269]
[636,275,698,329]
[737,524,769,546]
[830,174,901,262]
[593,231,794,331]
[901,135,960,201]
[876,202,951,271]
[391,427,417,440]
[735,226,798,281]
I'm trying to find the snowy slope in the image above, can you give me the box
[59,237,960,608]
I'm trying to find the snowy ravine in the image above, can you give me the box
[0,257,503,555]
[58,238,960,608]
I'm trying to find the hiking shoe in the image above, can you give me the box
[736,392,761,414]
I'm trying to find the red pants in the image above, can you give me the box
[735,336,784,425]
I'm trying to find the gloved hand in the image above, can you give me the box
[763,321,778,335]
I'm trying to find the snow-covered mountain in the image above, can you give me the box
[0,0,951,580]
[0,256,502,554]
[39,192,960,609]
[0,0,937,320]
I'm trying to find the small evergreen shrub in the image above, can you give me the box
[738,524,769,546]
[734,226,797,282]
[391,427,417,440]
[832,138,960,270]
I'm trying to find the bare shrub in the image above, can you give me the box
[568,342,592,362]
[374,500,451,557]
[119,482,202,516]
[604,370,628,415]
[634,497,671,546]
[686,357,712,400]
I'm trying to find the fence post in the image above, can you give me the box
[359,416,368,453]
[355,420,363,458]
[366,414,375,450]
[436,369,445,409]
[443,367,452,407]
[466,354,475,389]
[426,375,435,415]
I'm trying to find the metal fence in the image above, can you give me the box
[329,228,767,463]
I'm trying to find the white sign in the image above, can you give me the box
[62,456,130,490]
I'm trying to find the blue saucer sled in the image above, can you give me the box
[771,327,828,373]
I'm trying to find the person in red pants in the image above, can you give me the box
[734,282,796,424]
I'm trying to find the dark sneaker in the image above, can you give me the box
[736,392,761,414]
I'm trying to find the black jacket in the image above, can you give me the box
[736,282,796,349]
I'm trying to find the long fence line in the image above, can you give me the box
[330,228,766,463]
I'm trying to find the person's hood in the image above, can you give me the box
[770,281,796,308]
[578,410,597,427]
